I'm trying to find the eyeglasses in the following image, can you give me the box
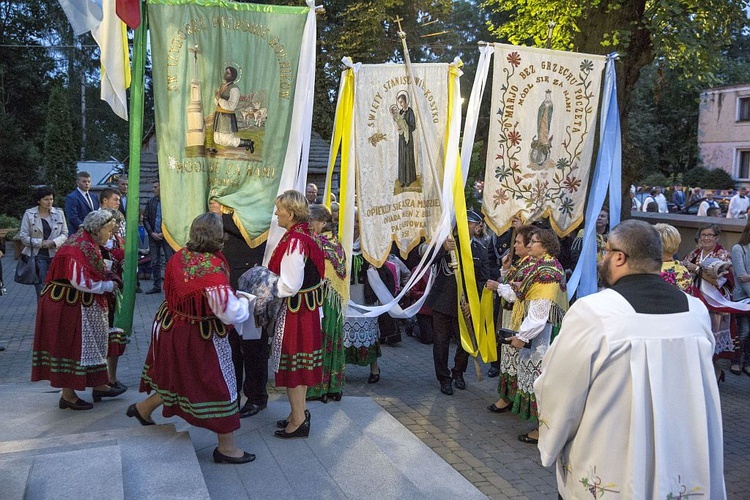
[529,239,541,244]
[700,233,717,239]
[605,245,629,258]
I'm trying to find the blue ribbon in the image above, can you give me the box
[567,53,622,300]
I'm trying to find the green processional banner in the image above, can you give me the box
[149,0,309,247]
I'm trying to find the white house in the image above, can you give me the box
[698,83,750,184]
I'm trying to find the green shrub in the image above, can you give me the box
[0,214,20,229]
[640,172,670,188]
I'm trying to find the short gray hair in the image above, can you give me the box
[82,209,117,234]
[609,219,662,273]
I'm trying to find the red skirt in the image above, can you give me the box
[32,283,108,390]
[140,302,239,434]
[275,303,323,388]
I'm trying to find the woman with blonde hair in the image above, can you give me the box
[268,190,325,438]
[653,223,692,292]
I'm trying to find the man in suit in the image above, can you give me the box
[65,171,99,234]
[117,175,128,216]
[426,210,489,395]
[143,180,174,294]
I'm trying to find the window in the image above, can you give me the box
[739,150,750,179]
[739,97,750,122]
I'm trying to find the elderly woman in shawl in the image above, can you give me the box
[306,204,348,403]
[485,227,568,445]
[129,213,257,464]
[32,209,126,411]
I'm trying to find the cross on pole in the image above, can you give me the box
[188,45,200,80]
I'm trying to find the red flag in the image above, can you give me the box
[115,0,140,29]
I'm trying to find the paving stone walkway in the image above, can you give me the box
[1,249,748,499]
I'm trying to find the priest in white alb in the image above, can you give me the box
[535,219,725,499]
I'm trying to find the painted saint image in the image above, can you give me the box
[392,91,417,187]
[211,66,254,153]
[528,89,554,170]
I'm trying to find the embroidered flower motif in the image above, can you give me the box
[563,176,582,193]
[558,197,575,216]
[507,130,522,146]
[556,157,571,170]
[580,59,594,72]
[495,164,513,182]
[507,52,521,67]
[493,188,510,206]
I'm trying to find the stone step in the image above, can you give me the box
[174,397,486,499]
[24,444,125,500]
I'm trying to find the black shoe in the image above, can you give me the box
[367,370,381,384]
[240,139,255,153]
[277,409,310,429]
[487,366,500,378]
[487,403,512,413]
[305,394,328,404]
[136,287,143,293]
[238,402,267,419]
[328,392,343,402]
[145,287,161,295]
[92,384,127,402]
[213,447,256,464]
[126,403,155,426]
[109,381,127,391]
[274,414,310,439]
[453,374,466,390]
[59,396,93,411]
[440,381,454,396]
[518,432,538,444]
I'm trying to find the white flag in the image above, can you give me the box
[91,0,130,121]
[57,0,103,36]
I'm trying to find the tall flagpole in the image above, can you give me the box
[114,2,147,336]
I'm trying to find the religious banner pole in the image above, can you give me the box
[114,1,147,336]
[394,17,483,381]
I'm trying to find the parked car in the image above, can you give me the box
[678,196,730,216]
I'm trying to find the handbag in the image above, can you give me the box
[15,250,40,285]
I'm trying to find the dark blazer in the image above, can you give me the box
[143,196,160,235]
[118,197,127,217]
[425,238,490,317]
[65,189,100,234]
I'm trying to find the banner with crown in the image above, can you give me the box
[483,44,606,236]
[148,0,311,248]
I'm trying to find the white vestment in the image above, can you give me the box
[535,288,725,499]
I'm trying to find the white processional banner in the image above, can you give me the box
[484,44,606,236]
[354,64,448,266]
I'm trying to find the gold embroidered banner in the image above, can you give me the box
[353,63,448,266]
[484,44,606,236]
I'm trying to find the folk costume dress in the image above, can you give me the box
[101,230,126,357]
[32,230,117,390]
[267,222,325,388]
[496,254,568,421]
[139,249,251,434]
[684,244,737,357]
[343,240,382,366]
[307,231,348,399]
[660,260,693,293]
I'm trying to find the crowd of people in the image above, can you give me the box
[632,183,750,218]
[21,179,733,496]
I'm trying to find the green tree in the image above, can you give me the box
[0,113,39,217]
[481,0,748,185]
[44,85,77,195]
